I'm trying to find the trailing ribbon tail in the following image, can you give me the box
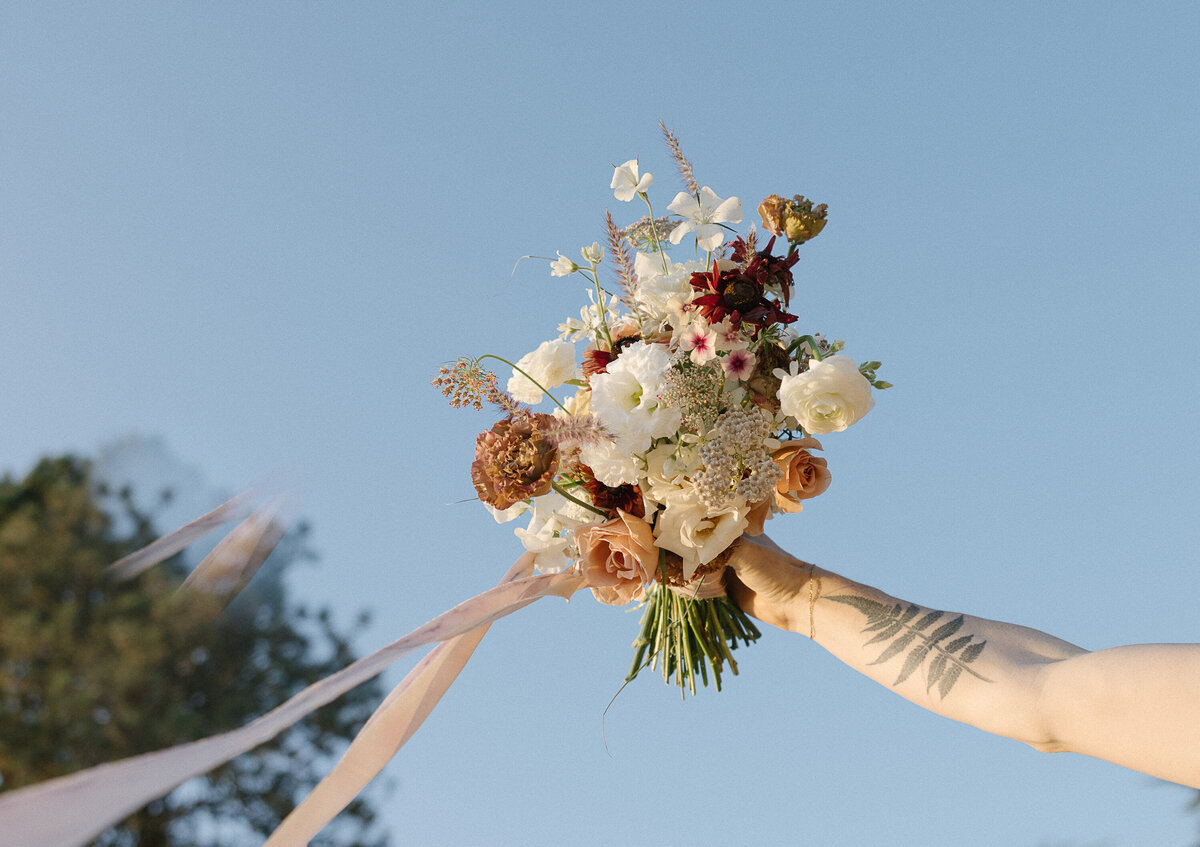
[0,561,586,847]
[263,554,544,846]
[105,490,259,582]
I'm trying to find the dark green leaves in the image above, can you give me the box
[827,595,990,698]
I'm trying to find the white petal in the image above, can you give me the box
[711,195,743,224]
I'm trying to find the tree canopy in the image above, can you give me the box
[0,456,387,846]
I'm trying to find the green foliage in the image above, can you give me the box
[826,594,990,698]
[857,360,892,391]
[0,457,387,846]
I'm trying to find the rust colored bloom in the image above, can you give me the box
[745,438,831,535]
[758,194,828,245]
[575,510,657,606]
[578,464,646,519]
[471,413,559,510]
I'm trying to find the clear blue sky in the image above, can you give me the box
[3,3,1200,845]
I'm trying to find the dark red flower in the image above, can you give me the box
[577,464,646,519]
[686,237,798,332]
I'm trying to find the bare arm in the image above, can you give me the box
[725,534,1200,789]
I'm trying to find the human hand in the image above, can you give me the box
[723,534,815,635]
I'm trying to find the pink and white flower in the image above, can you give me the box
[721,348,756,380]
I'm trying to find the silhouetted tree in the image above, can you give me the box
[0,456,386,846]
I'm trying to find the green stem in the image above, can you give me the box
[478,355,571,414]
[790,335,824,362]
[550,482,608,517]
[639,192,670,273]
[582,266,614,349]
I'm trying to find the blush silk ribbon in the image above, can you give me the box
[0,546,585,847]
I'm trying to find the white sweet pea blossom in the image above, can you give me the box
[775,354,874,434]
[558,288,621,341]
[667,186,743,251]
[486,501,529,524]
[610,158,653,201]
[550,252,578,277]
[514,490,593,573]
[507,338,577,404]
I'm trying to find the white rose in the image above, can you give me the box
[653,491,748,581]
[507,339,577,404]
[777,354,874,435]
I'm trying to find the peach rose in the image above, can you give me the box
[745,438,831,535]
[575,510,657,606]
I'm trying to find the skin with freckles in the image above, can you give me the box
[724,534,1200,789]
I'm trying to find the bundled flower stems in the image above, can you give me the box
[436,124,889,695]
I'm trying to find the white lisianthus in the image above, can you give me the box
[610,159,653,201]
[653,491,749,581]
[667,186,743,251]
[549,252,578,277]
[776,354,875,435]
[507,339,577,404]
[588,340,681,453]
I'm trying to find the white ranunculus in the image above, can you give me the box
[507,339,577,405]
[653,491,749,581]
[777,354,874,435]
[641,442,689,508]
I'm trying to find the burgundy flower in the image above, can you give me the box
[685,236,798,333]
[578,464,646,519]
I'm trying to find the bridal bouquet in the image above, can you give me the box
[436,126,888,695]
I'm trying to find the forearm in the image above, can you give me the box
[730,538,1200,788]
[805,566,1084,748]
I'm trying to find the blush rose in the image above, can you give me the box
[746,438,831,535]
[575,510,657,606]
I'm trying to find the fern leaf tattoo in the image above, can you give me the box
[827,595,992,698]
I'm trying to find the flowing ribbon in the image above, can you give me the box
[262,554,543,845]
[0,559,586,847]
